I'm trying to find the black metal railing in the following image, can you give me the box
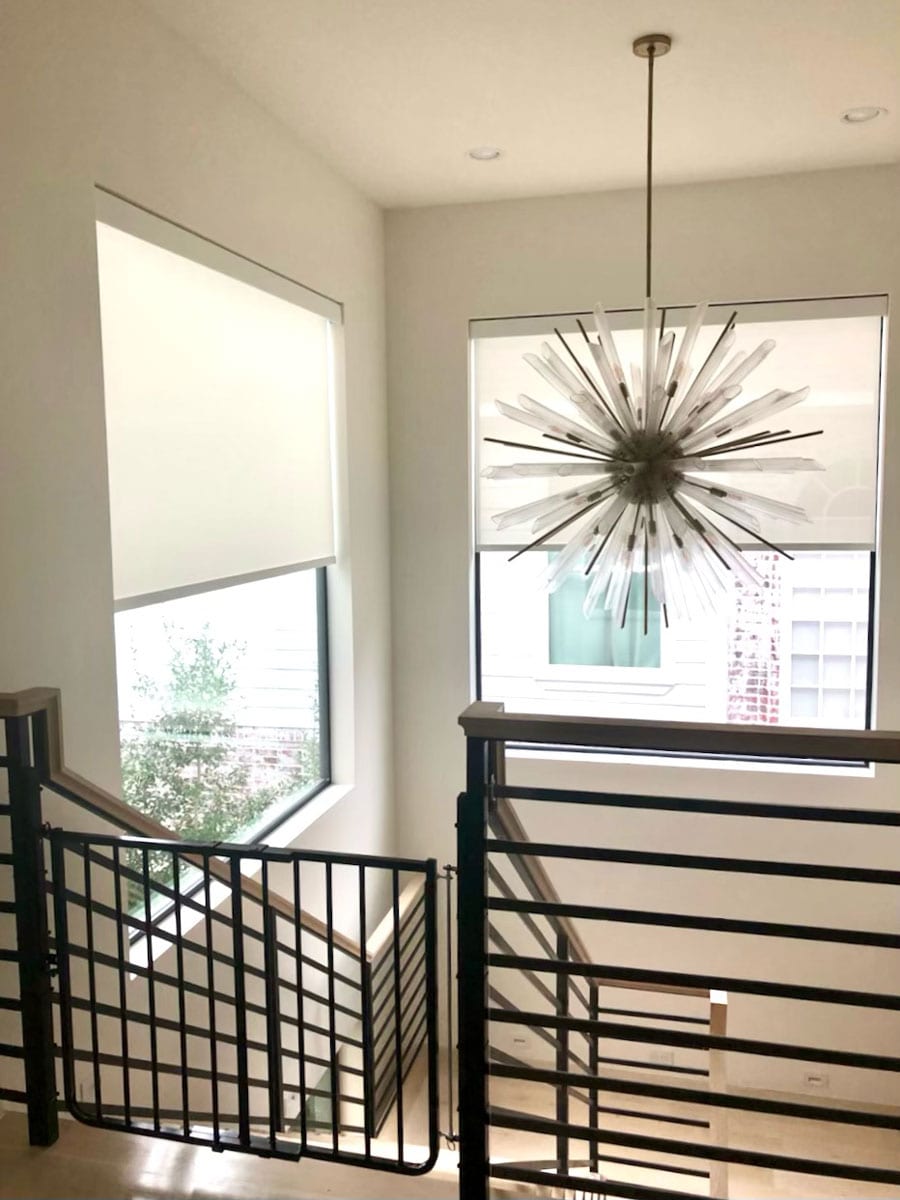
[367,874,431,1140]
[47,829,438,1172]
[0,691,439,1180]
[458,702,900,1200]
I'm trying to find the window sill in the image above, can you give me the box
[508,743,876,780]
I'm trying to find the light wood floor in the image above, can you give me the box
[3,1070,900,1200]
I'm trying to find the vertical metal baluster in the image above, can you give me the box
[230,855,250,1147]
[142,848,160,1132]
[443,864,456,1148]
[82,846,102,1119]
[112,847,131,1127]
[423,860,440,1169]
[262,860,283,1153]
[391,868,405,1165]
[589,982,599,1174]
[49,836,75,1125]
[555,930,570,1176]
[173,854,189,1137]
[203,854,220,1146]
[325,861,339,1156]
[357,865,372,1159]
[293,858,307,1151]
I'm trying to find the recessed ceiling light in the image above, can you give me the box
[840,106,887,124]
[468,146,501,161]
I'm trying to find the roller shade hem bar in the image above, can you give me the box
[96,187,343,325]
[470,294,888,339]
[114,557,335,612]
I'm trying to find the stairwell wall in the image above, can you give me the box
[0,0,395,1090]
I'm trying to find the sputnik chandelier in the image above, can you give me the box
[483,34,823,628]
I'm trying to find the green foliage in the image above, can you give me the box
[120,625,320,904]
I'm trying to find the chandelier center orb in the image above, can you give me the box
[612,430,681,505]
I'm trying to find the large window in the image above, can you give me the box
[96,193,337,837]
[473,298,884,731]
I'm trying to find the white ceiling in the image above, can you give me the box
[142,0,900,208]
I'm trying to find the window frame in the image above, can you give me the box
[471,294,887,763]
[115,562,332,850]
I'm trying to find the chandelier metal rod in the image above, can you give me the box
[633,32,671,299]
[645,44,655,299]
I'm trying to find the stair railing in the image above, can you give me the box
[0,688,438,1173]
[478,726,725,1195]
[457,700,900,1200]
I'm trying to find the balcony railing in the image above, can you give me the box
[457,701,900,1200]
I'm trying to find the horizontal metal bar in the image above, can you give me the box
[50,827,431,871]
[0,853,13,866]
[372,994,428,1075]
[369,892,426,972]
[488,838,900,886]
[488,929,559,1011]
[371,940,426,1022]
[0,950,19,963]
[0,997,21,1012]
[55,992,361,1079]
[491,1162,704,1200]
[0,901,16,914]
[62,886,362,1015]
[488,860,591,1010]
[496,783,900,825]
[488,895,900,949]
[460,702,900,761]
[0,1086,26,1103]
[489,1105,900,1186]
[62,1044,274,1093]
[562,1095,709,1130]
[62,941,364,1049]
[489,1124,709,1179]
[488,1062,900,1133]
[0,1043,24,1058]
[59,837,373,962]
[488,954,900,1010]
[490,1008,900,1074]
[593,1005,709,1027]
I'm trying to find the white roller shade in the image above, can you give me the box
[473,299,884,554]
[96,214,337,605]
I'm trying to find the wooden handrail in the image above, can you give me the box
[366,875,426,963]
[1,688,362,958]
[460,700,900,763]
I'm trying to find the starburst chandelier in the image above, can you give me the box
[483,34,823,629]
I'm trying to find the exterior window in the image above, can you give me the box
[95,195,337,839]
[479,548,872,728]
[473,298,884,733]
[115,568,328,843]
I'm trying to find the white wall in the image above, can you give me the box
[386,164,900,1102]
[0,0,394,862]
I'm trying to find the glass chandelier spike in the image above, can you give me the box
[481,33,820,625]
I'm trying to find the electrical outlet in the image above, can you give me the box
[648,1049,675,1067]
[804,1071,829,1090]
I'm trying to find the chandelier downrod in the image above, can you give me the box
[633,34,672,300]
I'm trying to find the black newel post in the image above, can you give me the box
[457,734,490,1200]
[6,714,58,1145]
